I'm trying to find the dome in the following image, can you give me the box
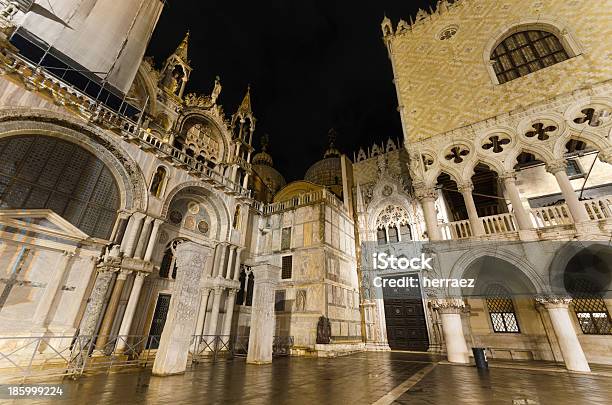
[252,150,274,166]
[304,157,342,188]
[253,164,286,193]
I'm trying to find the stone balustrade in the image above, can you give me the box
[438,196,612,241]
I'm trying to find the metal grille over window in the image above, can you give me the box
[486,284,520,333]
[282,256,293,279]
[491,30,570,84]
[568,279,612,335]
[0,136,120,239]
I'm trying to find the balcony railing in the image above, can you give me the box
[255,188,346,215]
[438,197,612,241]
[0,44,251,199]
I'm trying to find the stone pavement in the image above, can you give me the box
[11,352,612,405]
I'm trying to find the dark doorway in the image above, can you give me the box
[147,293,171,349]
[382,275,429,351]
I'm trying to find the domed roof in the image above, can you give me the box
[304,157,342,187]
[253,164,286,192]
[252,134,274,166]
[304,128,343,189]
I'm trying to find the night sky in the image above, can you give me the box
[147,1,437,181]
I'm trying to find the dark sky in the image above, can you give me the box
[147,0,436,181]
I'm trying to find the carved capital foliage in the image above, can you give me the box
[535,295,572,309]
[431,298,465,314]
[457,182,474,193]
[414,185,438,201]
[545,159,568,175]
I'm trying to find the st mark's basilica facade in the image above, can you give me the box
[0,0,610,378]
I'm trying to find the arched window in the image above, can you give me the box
[377,229,387,245]
[233,205,241,229]
[159,240,185,279]
[376,205,412,244]
[491,30,570,84]
[400,224,412,241]
[0,135,120,239]
[485,284,520,333]
[388,226,399,244]
[150,166,167,197]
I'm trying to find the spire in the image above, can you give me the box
[238,84,252,114]
[175,31,190,62]
[323,128,341,158]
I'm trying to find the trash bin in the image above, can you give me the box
[472,347,488,369]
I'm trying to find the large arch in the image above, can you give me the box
[448,246,546,297]
[161,181,232,242]
[548,242,612,295]
[174,110,231,163]
[0,109,148,236]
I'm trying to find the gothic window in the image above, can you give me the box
[0,135,120,239]
[282,255,293,279]
[159,248,176,279]
[377,229,387,245]
[388,226,399,243]
[400,224,412,241]
[376,205,412,244]
[150,166,167,197]
[485,284,520,333]
[491,30,570,84]
[233,205,241,229]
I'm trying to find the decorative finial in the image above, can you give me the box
[175,30,190,61]
[239,84,252,114]
[261,133,269,152]
[323,128,340,158]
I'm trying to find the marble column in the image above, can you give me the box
[115,272,149,353]
[78,247,123,338]
[153,242,211,376]
[232,248,244,281]
[124,213,146,258]
[205,287,224,336]
[96,270,130,349]
[225,246,236,279]
[31,251,74,330]
[194,288,212,336]
[500,172,532,230]
[134,217,154,260]
[144,219,164,262]
[432,299,470,364]
[415,187,441,241]
[458,182,485,236]
[247,263,281,365]
[213,243,228,278]
[221,289,237,340]
[119,214,136,254]
[546,160,589,223]
[536,296,590,372]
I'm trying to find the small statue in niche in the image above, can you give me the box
[211,75,222,105]
[295,290,307,311]
[316,316,332,344]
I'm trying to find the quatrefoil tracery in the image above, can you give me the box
[525,123,557,141]
[445,146,470,164]
[573,108,609,127]
[482,135,511,153]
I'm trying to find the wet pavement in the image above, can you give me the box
[8,352,612,405]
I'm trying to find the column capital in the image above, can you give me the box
[153,218,165,226]
[457,182,474,193]
[535,295,572,309]
[431,298,465,314]
[414,186,438,201]
[117,210,131,219]
[131,211,148,220]
[598,148,612,164]
[143,215,155,224]
[227,288,238,297]
[545,159,568,175]
[499,171,518,182]
[117,269,132,280]
[134,271,149,280]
